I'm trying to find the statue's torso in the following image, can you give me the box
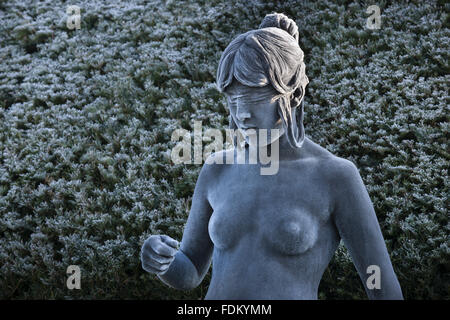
[204,147,342,299]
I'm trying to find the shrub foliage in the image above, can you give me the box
[0,0,448,299]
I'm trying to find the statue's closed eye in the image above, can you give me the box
[228,96,274,104]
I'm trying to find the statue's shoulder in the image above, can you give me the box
[304,138,359,181]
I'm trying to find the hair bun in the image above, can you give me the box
[259,13,299,42]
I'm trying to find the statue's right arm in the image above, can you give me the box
[157,162,214,290]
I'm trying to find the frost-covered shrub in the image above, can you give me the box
[0,0,448,299]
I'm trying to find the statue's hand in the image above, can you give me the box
[141,235,179,275]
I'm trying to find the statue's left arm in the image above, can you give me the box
[330,158,404,300]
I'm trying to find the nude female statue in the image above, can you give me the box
[141,13,403,300]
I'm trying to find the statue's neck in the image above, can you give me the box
[243,130,307,161]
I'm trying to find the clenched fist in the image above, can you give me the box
[141,235,179,275]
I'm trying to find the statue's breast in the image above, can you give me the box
[261,212,319,256]
[207,177,261,251]
[208,206,251,251]
[206,166,327,255]
[208,204,320,255]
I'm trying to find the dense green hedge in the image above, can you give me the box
[0,0,448,299]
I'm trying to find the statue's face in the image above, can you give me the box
[224,81,283,133]
[224,80,285,147]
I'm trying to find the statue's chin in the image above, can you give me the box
[241,127,285,148]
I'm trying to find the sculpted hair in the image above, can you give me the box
[216,13,309,148]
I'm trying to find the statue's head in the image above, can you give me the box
[216,13,309,148]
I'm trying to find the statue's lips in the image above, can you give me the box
[240,127,258,135]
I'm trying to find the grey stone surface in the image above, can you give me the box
[141,13,403,300]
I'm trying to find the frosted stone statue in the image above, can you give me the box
[141,13,403,300]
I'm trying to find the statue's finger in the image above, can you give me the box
[160,235,179,249]
[153,241,178,257]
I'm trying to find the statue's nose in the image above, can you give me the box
[236,106,250,121]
